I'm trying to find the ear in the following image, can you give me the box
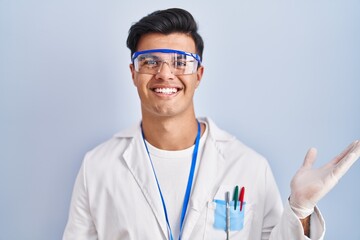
[195,66,204,88]
[129,63,137,86]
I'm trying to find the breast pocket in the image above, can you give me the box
[203,199,253,239]
[212,199,246,231]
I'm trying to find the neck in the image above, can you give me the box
[141,115,203,151]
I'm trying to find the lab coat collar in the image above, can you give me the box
[116,117,234,240]
[121,128,169,239]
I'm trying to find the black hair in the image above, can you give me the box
[126,8,204,61]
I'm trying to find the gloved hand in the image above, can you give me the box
[289,140,360,219]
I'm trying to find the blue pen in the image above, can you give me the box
[226,191,230,240]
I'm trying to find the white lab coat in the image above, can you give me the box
[63,118,325,240]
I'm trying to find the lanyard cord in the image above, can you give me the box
[141,121,201,240]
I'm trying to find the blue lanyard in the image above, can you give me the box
[141,121,201,240]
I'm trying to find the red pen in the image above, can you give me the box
[239,186,245,211]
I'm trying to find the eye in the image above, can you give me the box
[143,59,158,66]
[175,61,187,67]
[139,58,160,69]
[137,54,160,67]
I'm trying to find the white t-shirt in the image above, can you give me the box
[145,121,208,239]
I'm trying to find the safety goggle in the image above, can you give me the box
[131,49,201,76]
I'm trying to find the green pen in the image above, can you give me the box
[233,185,239,210]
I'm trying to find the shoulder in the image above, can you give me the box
[83,122,140,166]
[203,117,270,169]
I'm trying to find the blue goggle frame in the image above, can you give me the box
[131,48,202,64]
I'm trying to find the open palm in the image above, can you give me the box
[290,140,360,218]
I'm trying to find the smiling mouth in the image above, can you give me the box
[152,87,181,95]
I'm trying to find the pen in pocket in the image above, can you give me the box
[239,187,245,212]
[225,191,230,240]
[233,186,239,210]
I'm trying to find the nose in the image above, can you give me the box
[156,61,175,80]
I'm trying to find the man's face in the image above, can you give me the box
[130,32,204,120]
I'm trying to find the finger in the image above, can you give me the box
[302,147,317,169]
[328,140,359,166]
[333,141,360,178]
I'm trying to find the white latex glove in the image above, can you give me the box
[289,140,360,219]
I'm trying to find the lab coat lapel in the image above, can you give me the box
[181,134,224,240]
[122,129,168,239]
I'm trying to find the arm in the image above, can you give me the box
[300,216,310,237]
[63,159,98,240]
[267,141,359,240]
[261,163,314,240]
[287,195,310,237]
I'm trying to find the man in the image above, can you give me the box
[63,8,360,240]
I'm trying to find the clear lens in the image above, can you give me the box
[132,49,200,75]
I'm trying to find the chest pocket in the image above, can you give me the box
[203,200,253,240]
[202,184,253,240]
[212,199,246,231]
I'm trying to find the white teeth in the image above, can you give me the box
[154,88,178,94]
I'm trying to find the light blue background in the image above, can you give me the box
[1,1,359,239]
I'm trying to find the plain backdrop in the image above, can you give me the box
[1,0,359,239]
